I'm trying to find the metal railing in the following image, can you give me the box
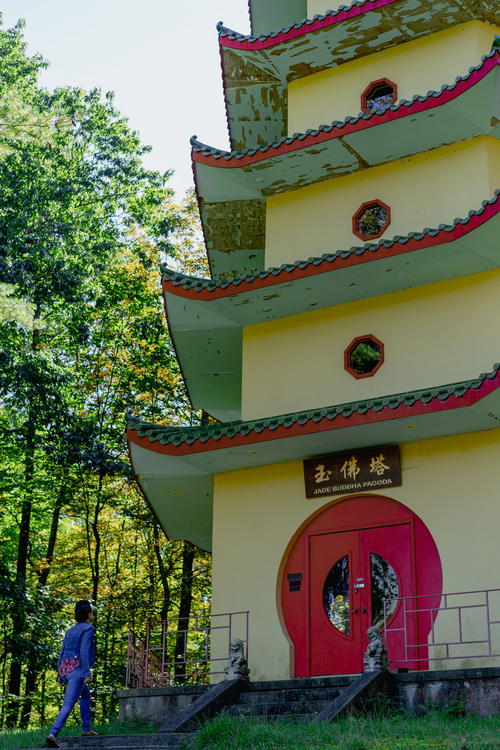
[383,587,500,667]
[126,611,250,688]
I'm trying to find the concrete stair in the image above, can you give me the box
[30,674,366,749]
[32,733,196,750]
[226,675,355,722]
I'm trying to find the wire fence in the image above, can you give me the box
[126,611,249,687]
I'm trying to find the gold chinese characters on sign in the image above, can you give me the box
[303,446,401,499]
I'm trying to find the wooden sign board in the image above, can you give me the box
[303,445,401,499]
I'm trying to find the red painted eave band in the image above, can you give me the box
[220,0,400,50]
[161,196,499,301]
[192,55,498,169]
[127,369,499,457]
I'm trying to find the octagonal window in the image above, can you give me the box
[345,335,384,379]
[361,78,397,114]
[353,200,391,240]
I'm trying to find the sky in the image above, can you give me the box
[0,0,251,196]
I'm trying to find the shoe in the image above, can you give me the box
[82,730,100,736]
[46,736,60,748]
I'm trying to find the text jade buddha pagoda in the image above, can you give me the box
[128,0,500,680]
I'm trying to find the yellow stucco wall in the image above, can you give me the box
[211,429,500,682]
[241,269,500,421]
[265,137,499,269]
[289,22,498,134]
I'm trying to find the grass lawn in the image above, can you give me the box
[190,714,500,750]
[2,713,500,750]
[0,719,154,749]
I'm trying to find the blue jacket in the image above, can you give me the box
[57,622,96,679]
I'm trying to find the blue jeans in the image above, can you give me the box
[50,668,92,736]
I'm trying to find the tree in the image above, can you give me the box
[0,18,177,726]
[0,17,212,729]
[0,284,34,326]
[168,189,210,278]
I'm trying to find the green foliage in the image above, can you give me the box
[0,21,56,157]
[413,699,466,719]
[168,189,210,278]
[356,205,388,237]
[349,341,381,374]
[0,14,211,730]
[0,284,35,326]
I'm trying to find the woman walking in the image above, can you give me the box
[46,600,98,748]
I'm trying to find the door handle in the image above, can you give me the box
[352,609,359,614]
[361,608,367,613]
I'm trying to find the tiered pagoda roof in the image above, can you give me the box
[128,2,500,547]
[220,0,500,150]
[128,363,500,550]
[163,192,500,421]
[196,51,499,280]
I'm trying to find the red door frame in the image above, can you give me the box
[280,494,442,677]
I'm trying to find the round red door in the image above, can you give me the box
[281,495,442,676]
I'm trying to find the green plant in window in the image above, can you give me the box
[350,341,381,374]
[332,594,350,633]
[357,205,388,237]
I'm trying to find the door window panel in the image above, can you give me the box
[370,552,399,628]
[323,555,350,634]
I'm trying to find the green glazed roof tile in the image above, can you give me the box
[192,51,498,164]
[161,192,500,292]
[127,364,500,449]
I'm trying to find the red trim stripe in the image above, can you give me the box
[193,54,498,168]
[162,196,499,301]
[127,368,500,457]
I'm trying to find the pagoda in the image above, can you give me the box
[128,0,500,681]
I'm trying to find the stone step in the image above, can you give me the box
[228,699,330,717]
[238,686,341,704]
[52,747,185,750]
[51,733,194,748]
[249,675,356,692]
[33,747,186,750]
[253,712,319,723]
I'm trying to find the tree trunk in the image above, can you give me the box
[101,610,111,719]
[91,513,101,605]
[85,488,102,607]
[89,475,104,606]
[85,481,103,727]
[152,522,171,621]
[6,308,41,727]
[40,670,46,725]
[174,542,195,682]
[19,484,65,728]
[5,417,36,727]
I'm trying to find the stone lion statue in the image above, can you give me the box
[224,638,250,681]
[363,626,389,672]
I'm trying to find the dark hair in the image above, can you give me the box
[75,600,93,623]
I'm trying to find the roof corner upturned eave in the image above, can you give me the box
[218,0,500,151]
